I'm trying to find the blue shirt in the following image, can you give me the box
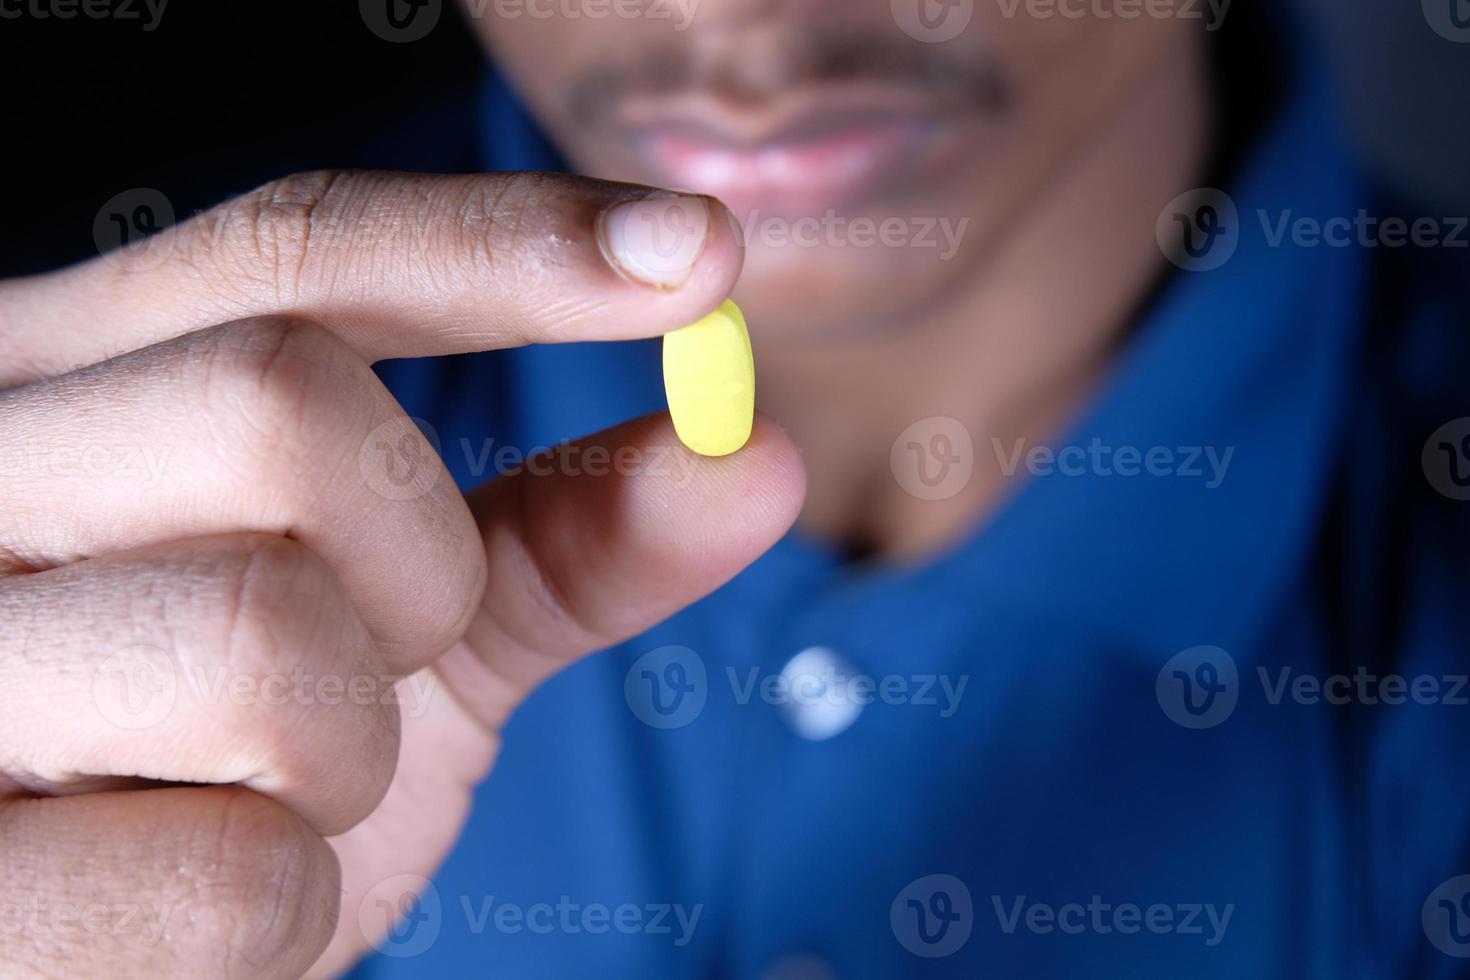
[355,41,1470,980]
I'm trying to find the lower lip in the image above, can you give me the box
[638,119,932,218]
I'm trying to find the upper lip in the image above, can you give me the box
[613,82,952,149]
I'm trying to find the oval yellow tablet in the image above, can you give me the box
[662,299,755,457]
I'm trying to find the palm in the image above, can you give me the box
[312,648,500,977]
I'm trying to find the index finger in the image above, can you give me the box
[0,171,743,385]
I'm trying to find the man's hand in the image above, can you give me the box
[0,171,805,977]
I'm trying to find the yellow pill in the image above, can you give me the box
[662,299,755,457]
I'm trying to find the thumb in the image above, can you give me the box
[446,410,805,731]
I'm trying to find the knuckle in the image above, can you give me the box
[189,318,369,483]
[457,171,560,271]
[211,536,343,672]
[183,789,339,979]
[205,537,400,824]
[197,171,346,305]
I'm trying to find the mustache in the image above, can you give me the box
[564,28,1013,126]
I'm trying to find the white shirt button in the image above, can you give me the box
[778,646,863,741]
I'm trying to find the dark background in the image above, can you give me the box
[1,1,1467,279]
[0,0,483,277]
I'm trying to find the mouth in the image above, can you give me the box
[614,85,961,218]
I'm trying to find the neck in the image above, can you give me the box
[753,36,1214,562]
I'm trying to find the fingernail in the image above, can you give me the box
[597,194,710,289]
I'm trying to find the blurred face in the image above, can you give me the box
[467,0,1196,336]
